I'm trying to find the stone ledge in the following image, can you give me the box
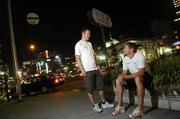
[120,90,180,111]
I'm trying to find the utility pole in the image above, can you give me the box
[7,0,22,101]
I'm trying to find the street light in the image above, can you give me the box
[28,43,37,61]
[29,44,35,51]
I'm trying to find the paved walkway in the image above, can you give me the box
[0,89,180,119]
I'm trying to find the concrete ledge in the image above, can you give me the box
[114,90,180,111]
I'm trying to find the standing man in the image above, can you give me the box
[112,42,150,118]
[75,27,113,113]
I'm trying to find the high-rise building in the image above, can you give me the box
[173,0,180,22]
[0,43,4,78]
[150,19,174,38]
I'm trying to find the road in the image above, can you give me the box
[0,78,180,119]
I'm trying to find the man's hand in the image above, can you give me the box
[99,68,108,76]
[80,71,87,77]
[117,74,127,85]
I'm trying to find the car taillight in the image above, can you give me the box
[55,79,59,83]
[59,77,64,81]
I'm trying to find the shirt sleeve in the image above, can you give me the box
[122,57,128,71]
[89,42,95,53]
[137,54,145,68]
[75,43,80,56]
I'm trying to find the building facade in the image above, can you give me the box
[173,0,180,22]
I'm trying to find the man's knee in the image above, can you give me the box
[87,89,94,94]
[116,77,125,86]
[134,76,144,86]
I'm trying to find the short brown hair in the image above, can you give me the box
[126,42,139,52]
[81,27,91,33]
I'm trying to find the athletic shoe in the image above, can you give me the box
[93,103,103,113]
[101,101,114,108]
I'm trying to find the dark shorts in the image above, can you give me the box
[84,70,104,93]
[124,72,153,89]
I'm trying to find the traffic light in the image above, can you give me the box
[40,60,45,66]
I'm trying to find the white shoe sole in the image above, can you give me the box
[128,113,144,118]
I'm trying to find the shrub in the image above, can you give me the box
[150,56,180,95]
[106,66,122,86]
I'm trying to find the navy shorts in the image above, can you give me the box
[84,70,104,93]
[124,72,153,89]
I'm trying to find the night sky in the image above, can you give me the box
[0,0,174,65]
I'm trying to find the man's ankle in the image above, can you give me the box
[101,101,106,104]
[138,106,144,111]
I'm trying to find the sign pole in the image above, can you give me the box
[100,26,109,67]
[89,8,112,67]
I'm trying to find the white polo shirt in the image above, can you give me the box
[75,40,97,72]
[123,52,148,74]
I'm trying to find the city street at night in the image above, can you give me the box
[0,1,180,119]
[0,79,180,119]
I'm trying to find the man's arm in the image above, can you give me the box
[94,54,100,69]
[119,70,128,78]
[75,55,86,76]
[124,68,145,79]
[117,70,128,83]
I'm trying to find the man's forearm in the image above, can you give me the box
[78,63,85,73]
[75,56,85,73]
[124,70,145,79]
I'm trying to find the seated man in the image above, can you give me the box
[112,42,151,118]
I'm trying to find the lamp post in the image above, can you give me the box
[29,44,36,60]
[28,43,38,75]
[7,0,22,101]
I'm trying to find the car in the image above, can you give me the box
[172,49,180,56]
[10,74,65,97]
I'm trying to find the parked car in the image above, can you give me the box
[10,74,65,97]
[0,78,15,98]
[49,74,65,86]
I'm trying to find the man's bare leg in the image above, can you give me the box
[87,92,95,105]
[116,77,124,106]
[98,90,105,102]
[135,76,144,110]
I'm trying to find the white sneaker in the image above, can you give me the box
[129,107,144,118]
[101,101,114,108]
[112,105,125,116]
[93,104,103,113]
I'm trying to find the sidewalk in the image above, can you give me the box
[104,85,180,111]
[0,89,180,119]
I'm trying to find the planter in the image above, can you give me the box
[154,83,180,96]
[153,83,180,110]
